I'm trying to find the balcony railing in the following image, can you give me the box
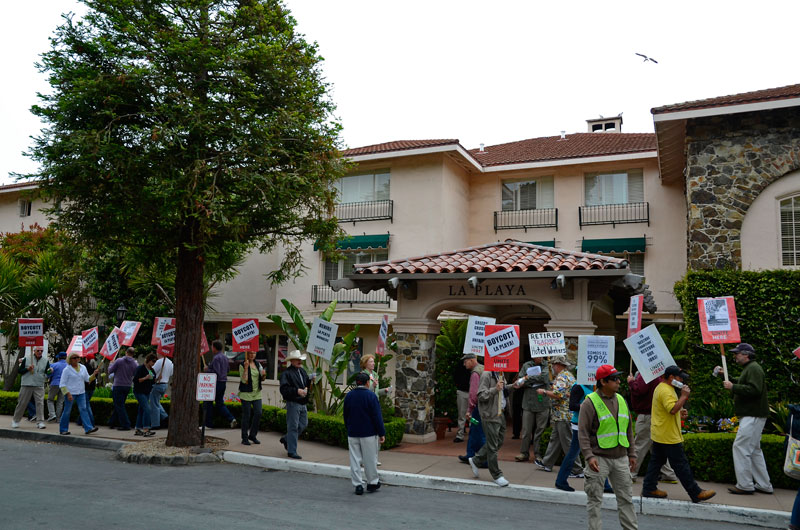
[312,285,391,307]
[334,200,393,224]
[578,202,650,228]
[494,208,558,232]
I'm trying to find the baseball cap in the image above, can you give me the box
[57,351,67,359]
[461,353,477,362]
[551,357,570,367]
[730,343,755,355]
[595,364,623,380]
[664,365,689,380]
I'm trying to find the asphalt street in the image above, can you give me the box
[0,438,758,530]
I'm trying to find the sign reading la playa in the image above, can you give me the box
[448,284,526,297]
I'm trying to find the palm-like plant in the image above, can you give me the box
[433,319,468,420]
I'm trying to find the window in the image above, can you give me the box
[324,250,389,283]
[627,253,645,276]
[502,176,554,210]
[18,199,31,217]
[335,170,390,203]
[781,195,800,266]
[584,169,643,206]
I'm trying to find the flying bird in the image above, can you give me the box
[635,53,658,64]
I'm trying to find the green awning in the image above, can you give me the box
[527,240,556,247]
[581,237,646,254]
[314,234,390,251]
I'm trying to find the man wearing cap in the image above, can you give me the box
[578,364,637,530]
[279,350,316,459]
[12,347,49,429]
[513,356,550,465]
[715,343,773,495]
[469,368,510,487]
[538,357,582,476]
[641,366,716,503]
[46,351,68,422]
[457,353,486,465]
[343,372,386,495]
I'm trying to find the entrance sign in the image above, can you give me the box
[307,317,338,360]
[232,318,259,352]
[18,318,44,347]
[151,317,175,345]
[464,316,496,356]
[528,331,566,358]
[119,321,142,347]
[483,324,520,372]
[623,324,676,383]
[376,314,389,356]
[99,327,122,359]
[67,335,83,356]
[158,323,176,357]
[81,327,99,356]
[577,335,615,385]
[196,373,217,401]
[627,295,644,338]
[697,296,740,344]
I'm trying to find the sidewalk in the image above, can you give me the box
[1,414,794,528]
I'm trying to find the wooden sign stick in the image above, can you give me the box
[720,344,729,382]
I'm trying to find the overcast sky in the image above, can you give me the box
[2,0,798,184]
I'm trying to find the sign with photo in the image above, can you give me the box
[483,324,520,372]
[232,318,260,352]
[151,317,175,345]
[119,320,142,347]
[627,294,644,338]
[81,327,100,356]
[528,331,566,358]
[697,296,740,344]
[99,327,122,360]
[463,316,496,356]
[577,335,615,385]
[18,318,44,347]
[623,324,676,383]
[307,317,338,360]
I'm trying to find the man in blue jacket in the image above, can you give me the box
[343,372,386,495]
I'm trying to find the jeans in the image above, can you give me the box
[241,399,262,441]
[791,485,800,526]
[466,406,485,458]
[110,386,131,429]
[285,401,308,455]
[642,441,702,499]
[134,392,151,429]
[77,388,95,427]
[557,427,611,490]
[149,383,169,428]
[60,393,94,433]
[205,382,234,427]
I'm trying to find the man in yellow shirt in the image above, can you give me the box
[641,365,716,503]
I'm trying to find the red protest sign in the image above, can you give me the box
[199,327,209,356]
[119,320,142,347]
[483,324,520,372]
[18,318,44,347]
[157,323,176,358]
[67,335,83,356]
[697,296,740,344]
[793,346,800,360]
[376,314,389,356]
[151,317,175,345]
[99,327,122,360]
[231,318,259,352]
[627,294,643,338]
[82,327,100,356]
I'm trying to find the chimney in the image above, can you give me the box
[586,115,623,133]
[479,143,485,152]
[559,131,566,140]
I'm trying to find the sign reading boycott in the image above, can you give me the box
[81,327,99,356]
[464,316,496,356]
[627,294,644,338]
[623,324,676,383]
[528,331,566,358]
[119,321,142,347]
[376,314,390,356]
[232,318,260,352]
[697,296,740,344]
[577,335,615,385]
[18,318,44,347]
[158,324,176,357]
[196,373,217,401]
[151,317,175,345]
[67,335,83,355]
[307,317,338,360]
[99,327,122,359]
[483,324,520,372]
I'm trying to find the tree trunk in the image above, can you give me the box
[2,351,24,391]
[166,234,205,447]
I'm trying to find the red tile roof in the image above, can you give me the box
[651,83,800,114]
[352,240,628,275]
[341,139,460,157]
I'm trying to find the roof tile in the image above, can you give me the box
[651,83,800,114]
[341,139,460,157]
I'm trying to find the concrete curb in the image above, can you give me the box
[0,427,130,452]
[221,451,790,529]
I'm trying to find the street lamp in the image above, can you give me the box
[116,303,127,323]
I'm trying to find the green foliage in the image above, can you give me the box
[674,270,800,406]
[656,324,688,362]
[433,320,468,420]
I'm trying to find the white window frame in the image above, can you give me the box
[18,199,32,218]
[584,169,644,206]
[780,194,800,267]
[335,170,390,204]
[501,175,554,211]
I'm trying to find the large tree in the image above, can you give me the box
[29,0,345,446]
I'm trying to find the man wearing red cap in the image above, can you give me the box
[578,364,637,530]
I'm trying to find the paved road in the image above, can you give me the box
[0,438,756,530]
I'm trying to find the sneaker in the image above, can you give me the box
[37,422,46,429]
[47,416,57,423]
[692,489,716,503]
[453,437,464,443]
[468,457,480,478]
[541,465,553,472]
[354,485,364,495]
[134,429,144,436]
[458,455,469,464]
[727,486,754,495]
[143,430,155,437]
[86,427,99,434]
[27,417,36,422]
[10,421,19,428]
[249,437,260,445]
[642,489,668,498]
[569,472,585,479]
[288,453,302,459]
[494,476,509,487]
[60,431,70,435]
[514,453,529,462]
[754,487,773,494]
[534,459,546,469]
[555,482,575,492]
[230,419,238,429]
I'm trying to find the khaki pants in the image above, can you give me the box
[456,389,469,439]
[733,416,772,492]
[631,413,676,480]
[13,386,44,422]
[584,455,638,530]
[473,419,506,480]
[542,420,582,474]
[348,435,379,487]
[519,408,548,459]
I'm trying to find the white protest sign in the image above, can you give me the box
[484,326,520,358]
[627,294,643,338]
[623,324,676,383]
[528,331,566,358]
[376,314,389,356]
[463,316,496,356]
[99,327,122,360]
[306,317,338,360]
[577,335,615,385]
[160,325,176,346]
[526,365,542,377]
[196,373,217,401]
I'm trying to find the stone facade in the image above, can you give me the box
[393,332,437,435]
[686,108,800,269]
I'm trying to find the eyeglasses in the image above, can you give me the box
[606,376,620,382]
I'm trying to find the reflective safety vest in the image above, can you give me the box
[586,391,630,449]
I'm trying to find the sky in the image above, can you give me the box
[2,0,799,184]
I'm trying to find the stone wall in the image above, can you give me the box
[393,332,436,435]
[686,107,800,269]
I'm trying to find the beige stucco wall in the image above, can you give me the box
[0,188,49,233]
[741,169,800,270]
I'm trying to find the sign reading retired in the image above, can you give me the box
[151,317,175,345]
[82,327,99,356]
[18,318,44,347]
[483,324,520,372]
[376,314,389,356]
[119,320,142,347]
[464,316,496,356]
[577,335,615,385]
[99,327,122,360]
[196,373,217,401]
[623,324,676,383]
[528,331,566,358]
[697,296,740,344]
[627,294,644,338]
[232,318,259,352]
[158,323,176,357]
[307,317,338,360]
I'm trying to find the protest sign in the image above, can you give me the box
[232,318,260,352]
[196,373,217,401]
[307,317,338,360]
[199,327,210,356]
[623,324,676,383]
[67,335,83,356]
[99,327,122,360]
[528,331,566,358]
[464,316,496,356]
[376,314,390,356]
[794,346,800,360]
[119,320,142,347]
[697,296,740,344]
[81,327,99,356]
[18,318,44,347]
[151,317,175,345]
[158,323,176,357]
[627,294,644,338]
[483,324,520,372]
[577,335,615,385]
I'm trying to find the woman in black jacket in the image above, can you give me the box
[133,354,157,437]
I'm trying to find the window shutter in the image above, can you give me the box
[501,182,515,211]
[781,196,799,266]
[627,169,644,203]
[585,174,600,206]
[537,176,554,208]
[323,260,339,284]
[18,199,31,217]
[518,181,537,210]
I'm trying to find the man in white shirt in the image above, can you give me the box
[150,352,173,430]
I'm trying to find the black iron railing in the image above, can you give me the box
[494,208,558,232]
[312,285,391,307]
[335,200,393,223]
[578,202,649,228]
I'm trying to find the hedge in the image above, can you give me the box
[0,391,405,450]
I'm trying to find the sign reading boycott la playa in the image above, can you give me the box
[307,317,338,360]
[232,318,259,352]
[623,324,676,383]
[483,324,520,372]
[18,318,44,347]
[697,296,740,344]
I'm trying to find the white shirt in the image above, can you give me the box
[60,364,89,395]
[153,358,173,384]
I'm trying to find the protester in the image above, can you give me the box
[46,351,67,422]
[627,371,678,483]
[715,343,773,494]
[360,353,390,465]
[513,356,550,465]
[641,366,716,503]
[11,347,49,429]
[108,347,138,431]
[578,364,637,530]
[239,349,265,445]
[453,358,471,443]
[279,350,315,459]
[205,340,238,429]
[77,354,98,429]
[457,353,486,466]
[468,368,509,487]
[538,357,582,476]
[343,372,386,495]
[149,351,173,430]
[133,353,157,437]
[59,353,99,435]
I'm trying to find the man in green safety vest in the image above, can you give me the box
[578,364,637,530]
